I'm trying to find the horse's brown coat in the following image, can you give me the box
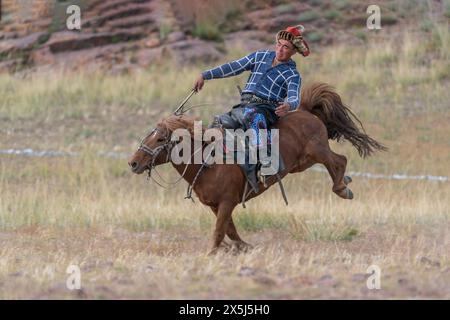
[128,83,386,254]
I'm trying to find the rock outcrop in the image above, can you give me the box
[1,0,440,75]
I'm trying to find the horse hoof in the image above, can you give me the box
[230,241,253,254]
[207,249,218,256]
[344,175,352,185]
[345,188,354,199]
[337,187,353,199]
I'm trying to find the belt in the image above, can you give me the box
[241,93,278,106]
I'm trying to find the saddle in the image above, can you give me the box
[209,98,286,197]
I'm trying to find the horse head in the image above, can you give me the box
[128,115,198,174]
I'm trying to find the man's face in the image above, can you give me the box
[275,39,296,62]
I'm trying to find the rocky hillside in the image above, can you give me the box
[0,0,448,74]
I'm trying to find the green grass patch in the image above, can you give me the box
[235,212,288,232]
[287,216,360,242]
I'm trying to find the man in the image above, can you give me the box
[193,25,310,181]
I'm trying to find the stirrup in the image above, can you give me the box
[260,161,277,176]
[260,164,272,176]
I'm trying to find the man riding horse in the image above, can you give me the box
[129,25,386,254]
[193,25,310,180]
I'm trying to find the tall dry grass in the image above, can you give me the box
[0,150,448,299]
[0,21,449,299]
[0,23,448,122]
[0,149,448,235]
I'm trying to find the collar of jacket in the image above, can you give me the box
[269,51,296,68]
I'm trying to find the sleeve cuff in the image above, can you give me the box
[288,101,299,111]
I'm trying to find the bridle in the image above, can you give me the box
[137,125,211,199]
[135,89,211,197]
[138,127,174,164]
[137,127,193,189]
[138,128,178,184]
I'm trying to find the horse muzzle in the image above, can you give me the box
[128,160,148,174]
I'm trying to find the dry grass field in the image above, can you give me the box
[0,22,449,299]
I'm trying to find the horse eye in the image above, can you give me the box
[157,137,165,142]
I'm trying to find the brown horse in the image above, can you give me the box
[128,83,386,254]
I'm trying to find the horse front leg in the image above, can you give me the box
[226,217,253,253]
[209,201,236,255]
[209,206,252,254]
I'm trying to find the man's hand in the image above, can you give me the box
[275,102,290,117]
[193,74,205,92]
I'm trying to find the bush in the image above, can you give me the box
[298,11,321,23]
[192,22,223,42]
[275,4,294,14]
[335,0,351,10]
[307,31,323,43]
[323,10,341,20]
[159,23,172,41]
[355,30,367,42]
[382,15,398,25]
[445,1,450,18]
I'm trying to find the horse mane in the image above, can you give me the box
[160,114,202,135]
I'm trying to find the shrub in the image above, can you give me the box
[298,11,321,23]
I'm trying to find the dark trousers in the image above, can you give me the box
[212,96,279,147]
[210,98,281,193]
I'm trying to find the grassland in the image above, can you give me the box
[0,22,449,299]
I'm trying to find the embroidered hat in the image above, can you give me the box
[276,25,310,57]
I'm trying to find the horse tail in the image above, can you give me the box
[299,82,387,158]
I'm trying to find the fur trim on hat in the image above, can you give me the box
[276,25,310,57]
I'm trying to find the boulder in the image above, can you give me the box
[225,31,273,52]
[105,13,156,30]
[0,60,17,73]
[29,46,55,66]
[0,32,47,56]
[47,30,146,53]
[164,39,223,65]
[166,31,186,43]
[136,47,164,67]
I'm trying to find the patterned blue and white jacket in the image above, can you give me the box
[202,50,301,111]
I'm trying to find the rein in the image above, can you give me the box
[137,89,213,197]
[138,128,185,189]
[138,127,210,197]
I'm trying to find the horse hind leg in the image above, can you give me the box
[308,142,353,200]
[343,174,352,186]
[326,151,353,199]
